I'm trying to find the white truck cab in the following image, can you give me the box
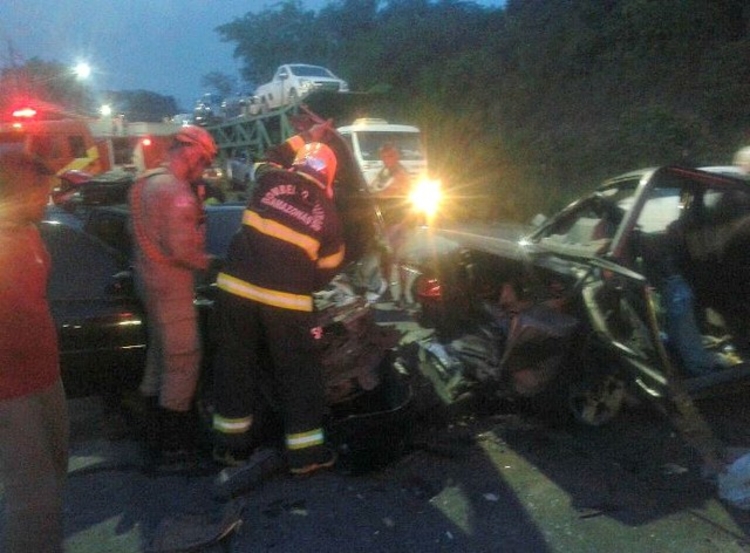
[337,118,427,191]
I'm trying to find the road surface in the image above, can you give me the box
[29,300,750,552]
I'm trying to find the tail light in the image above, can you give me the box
[415,276,442,303]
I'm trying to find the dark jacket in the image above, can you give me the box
[216,136,345,312]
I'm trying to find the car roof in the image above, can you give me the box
[597,165,750,192]
[700,165,750,178]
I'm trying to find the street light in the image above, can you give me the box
[74,62,91,80]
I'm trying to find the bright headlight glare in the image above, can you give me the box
[410,178,442,218]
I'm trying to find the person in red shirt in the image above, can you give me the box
[0,150,68,553]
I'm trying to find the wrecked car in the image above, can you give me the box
[403,166,750,428]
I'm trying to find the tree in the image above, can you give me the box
[211,0,750,221]
[0,58,94,116]
[201,71,238,98]
[216,0,323,85]
[104,90,180,122]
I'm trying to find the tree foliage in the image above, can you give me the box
[3,1,749,221]
[201,72,238,98]
[104,90,180,122]
[214,0,749,220]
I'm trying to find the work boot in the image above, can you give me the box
[147,408,201,474]
[120,392,160,447]
[212,409,284,468]
[212,446,253,468]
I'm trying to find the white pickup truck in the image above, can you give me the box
[255,64,349,111]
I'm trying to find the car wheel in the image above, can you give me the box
[567,373,625,426]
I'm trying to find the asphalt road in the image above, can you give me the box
[15,301,750,552]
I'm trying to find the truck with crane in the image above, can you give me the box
[204,92,433,201]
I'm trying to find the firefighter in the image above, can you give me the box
[128,125,216,467]
[211,120,345,475]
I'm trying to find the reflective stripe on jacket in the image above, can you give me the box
[219,137,344,310]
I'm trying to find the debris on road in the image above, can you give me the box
[213,447,286,500]
[146,499,244,553]
[718,449,750,510]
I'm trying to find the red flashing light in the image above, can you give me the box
[12,107,37,119]
[142,137,152,147]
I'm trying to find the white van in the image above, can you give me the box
[336,118,427,191]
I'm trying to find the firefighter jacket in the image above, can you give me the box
[129,167,210,295]
[217,137,345,312]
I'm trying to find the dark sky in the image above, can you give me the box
[0,0,328,111]
[1,0,502,113]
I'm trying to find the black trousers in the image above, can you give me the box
[212,290,326,450]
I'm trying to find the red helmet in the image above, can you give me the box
[174,125,218,159]
[292,142,337,195]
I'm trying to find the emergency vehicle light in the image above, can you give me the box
[12,107,37,118]
[142,137,152,147]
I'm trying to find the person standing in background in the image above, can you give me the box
[0,150,69,553]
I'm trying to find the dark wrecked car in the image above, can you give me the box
[41,219,148,398]
[40,212,238,399]
[44,201,400,390]
[42,128,411,461]
[403,166,750,427]
[43,208,410,471]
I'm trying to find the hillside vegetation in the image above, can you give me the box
[218,0,750,221]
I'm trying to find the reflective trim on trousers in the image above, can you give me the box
[213,413,254,434]
[286,428,324,450]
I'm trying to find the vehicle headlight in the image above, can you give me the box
[409,178,441,221]
[299,79,314,92]
[340,81,350,92]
